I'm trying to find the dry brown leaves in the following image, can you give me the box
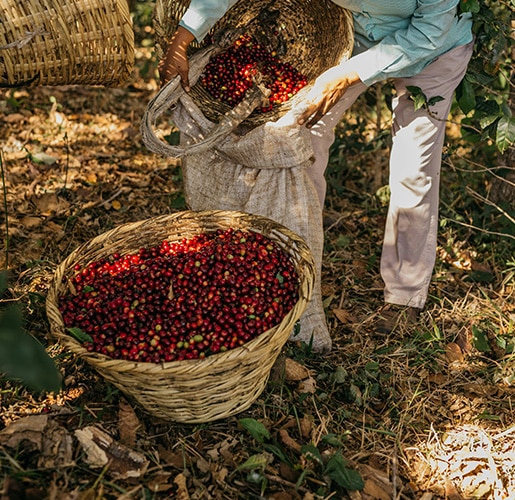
[1,50,515,500]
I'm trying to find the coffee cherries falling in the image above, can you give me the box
[200,34,308,113]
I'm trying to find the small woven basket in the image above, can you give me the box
[152,0,354,127]
[46,210,315,423]
[0,0,134,87]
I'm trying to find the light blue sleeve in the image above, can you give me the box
[178,0,240,41]
[347,0,473,86]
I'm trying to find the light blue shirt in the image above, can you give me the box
[179,0,473,86]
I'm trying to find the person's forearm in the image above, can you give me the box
[159,26,196,87]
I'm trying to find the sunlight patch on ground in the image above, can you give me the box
[405,424,515,499]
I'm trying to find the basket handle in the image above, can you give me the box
[141,37,270,159]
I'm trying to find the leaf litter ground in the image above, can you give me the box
[1,48,514,500]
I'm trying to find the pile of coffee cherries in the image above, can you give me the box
[58,228,299,363]
[200,34,308,113]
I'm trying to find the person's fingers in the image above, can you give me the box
[297,86,347,127]
[297,96,328,127]
[305,108,324,128]
[297,104,317,125]
[158,55,176,85]
[158,57,190,89]
[178,66,190,92]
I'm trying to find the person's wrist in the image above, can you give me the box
[170,26,195,50]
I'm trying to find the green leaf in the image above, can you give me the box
[321,433,345,447]
[238,418,270,443]
[427,95,445,107]
[170,193,186,210]
[457,77,476,115]
[406,86,427,112]
[235,453,270,472]
[0,271,7,298]
[479,113,501,130]
[164,130,181,146]
[0,305,62,393]
[324,452,364,491]
[459,0,480,13]
[301,444,323,465]
[332,365,348,384]
[472,325,491,353]
[335,235,352,248]
[263,443,291,464]
[496,116,515,154]
[365,361,379,373]
[67,326,93,343]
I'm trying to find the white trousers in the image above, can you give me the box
[307,42,474,309]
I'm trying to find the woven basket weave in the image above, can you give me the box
[152,0,354,127]
[46,210,315,423]
[0,0,134,87]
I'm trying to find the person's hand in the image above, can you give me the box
[297,66,361,128]
[158,26,196,89]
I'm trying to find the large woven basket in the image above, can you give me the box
[46,210,315,423]
[152,0,354,127]
[0,0,134,87]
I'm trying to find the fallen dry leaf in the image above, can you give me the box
[173,472,190,500]
[285,358,311,382]
[446,343,464,363]
[362,478,390,500]
[74,425,149,479]
[332,308,357,324]
[3,113,26,123]
[118,399,141,447]
[296,376,316,394]
[39,419,74,469]
[269,492,294,500]
[0,415,74,469]
[31,192,70,215]
[20,216,43,229]
[427,372,447,385]
[279,428,302,453]
[146,471,173,493]
[0,414,49,449]
[279,461,301,482]
[299,417,313,439]
[212,466,229,483]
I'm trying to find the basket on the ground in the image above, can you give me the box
[152,0,354,127]
[0,0,134,87]
[46,210,315,423]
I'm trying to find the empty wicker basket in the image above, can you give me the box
[0,0,134,87]
[46,210,315,423]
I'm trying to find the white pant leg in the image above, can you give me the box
[307,82,368,206]
[382,42,474,308]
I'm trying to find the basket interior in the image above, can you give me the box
[153,0,353,126]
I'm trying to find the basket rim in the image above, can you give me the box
[46,209,315,373]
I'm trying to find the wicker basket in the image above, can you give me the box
[0,0,134,87]
[152,0,354,127]
[46,210,315,423]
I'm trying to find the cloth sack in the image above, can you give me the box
[141,44,331,353]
